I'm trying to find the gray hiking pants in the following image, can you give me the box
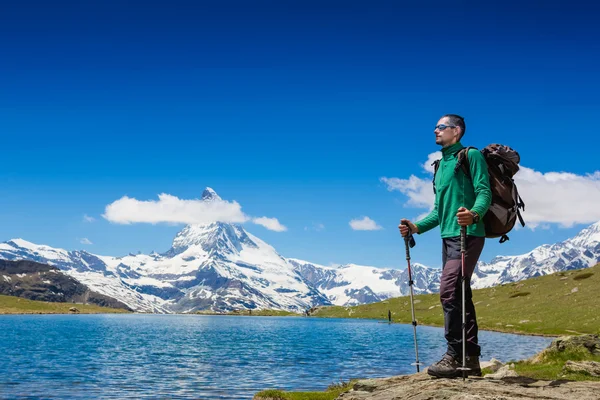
[440,235,485,358]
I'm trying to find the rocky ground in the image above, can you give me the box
[339,372,600,400]
[338,335,600,400]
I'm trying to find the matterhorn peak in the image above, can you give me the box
[201,187,221,202]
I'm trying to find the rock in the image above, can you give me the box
[338,372,600,400]
[530,334,600,363]
[69,307,79,313]
[550,334,600,355]
[480,358,504,373]
[564,361,600,377]
[484,365,519,379]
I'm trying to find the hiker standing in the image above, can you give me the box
[399,114,491,378]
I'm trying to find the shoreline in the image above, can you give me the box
[312,315,563,338]
[0,310,566,337]
[0,310,129,315]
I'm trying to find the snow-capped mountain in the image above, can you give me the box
[288,259,441,306]
[2,187,600,313]
[0,201,334,313]
[0,228,331,313]
[472,221,600,288]
[0,258,131,311]
[0,238,172,313]
[0,188,441,313]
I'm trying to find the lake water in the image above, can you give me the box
[0,314,553,399]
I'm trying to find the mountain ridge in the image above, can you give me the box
[1,189,599,313]
[0,259,132,311]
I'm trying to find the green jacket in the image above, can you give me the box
[415,142,492,238]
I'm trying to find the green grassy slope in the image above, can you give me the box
[0,294,130,314]
[313,264,600,336]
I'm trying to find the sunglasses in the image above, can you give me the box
[434,124,457,131]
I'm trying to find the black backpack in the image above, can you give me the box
[432,144,525,243]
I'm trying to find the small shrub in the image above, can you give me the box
[509,292,531,298]
[255,390,285,399]
[573,272,594,281]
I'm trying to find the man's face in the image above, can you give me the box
[434,117,459,147]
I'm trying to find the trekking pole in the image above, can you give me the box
[457,225,470,381]
[402,222,422,373]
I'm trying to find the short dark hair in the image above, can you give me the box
[442,114,466,140]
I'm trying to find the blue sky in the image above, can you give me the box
[1,0,599,269]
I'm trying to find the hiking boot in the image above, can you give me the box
[465,355,482,377]
[427,354,482,378]
[427,353,461,378]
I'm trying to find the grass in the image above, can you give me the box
[311,264,600,336]
[514,353,600,381]
[254,381,356,400]
[506,346,600,382]
[0,294,130,314]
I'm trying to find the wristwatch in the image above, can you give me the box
[470,211,480,224]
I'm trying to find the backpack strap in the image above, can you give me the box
[432,159,441,194]
[512,184,526,227]
[454,146,476,179]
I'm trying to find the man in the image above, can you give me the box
[399,114,491,378]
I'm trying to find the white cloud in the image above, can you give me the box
[103,193,249,225]
[80,238,93,245]
[380,175,435,210]
[252,217,288,232]
[102,192,287,232]
[380,151,439,212]
[381,152,600,229]
[83,214,96,223]
[349,216,382,231]
[514,168,600,228]
[422,151,442,173]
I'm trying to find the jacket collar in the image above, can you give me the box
[441,142,464,159]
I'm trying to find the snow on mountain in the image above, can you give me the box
[200,187,221,202]
[0,220,332,313]
[472,221,600,288]
[288,259,441,306]
[0,189,334,313]
[0,188,440,312]
[0,239,169,312]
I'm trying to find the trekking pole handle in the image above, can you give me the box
[460,225,466,253]
[402,222,416,255]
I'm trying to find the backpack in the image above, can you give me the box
[432,144,525,243]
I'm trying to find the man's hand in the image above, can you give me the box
[398,219,419,237]
[456,207,474,226]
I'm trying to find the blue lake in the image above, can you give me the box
[0,314,553,399]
